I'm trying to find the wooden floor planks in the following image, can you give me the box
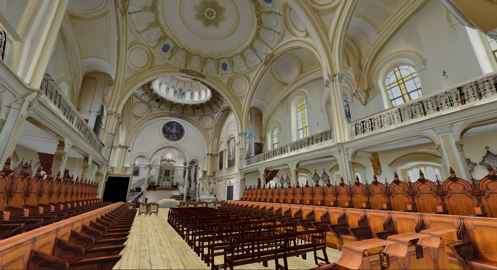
[114,208,341,269]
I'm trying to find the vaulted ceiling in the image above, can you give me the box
[62,0,426,129]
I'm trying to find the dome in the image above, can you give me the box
[152,76,212,104]
[134,76,226,115]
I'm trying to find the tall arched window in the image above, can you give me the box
[486,36,497,61]
[297,99,308,139]
[385,66,422,106]
[185,91,191,101]
[177,89,183,99]
[298,175,308,186]
[168,87,174,97]
[201,89,206,99]
[272,128,279,149]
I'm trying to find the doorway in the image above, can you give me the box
[103,177,131,203]
[226,185,234,201]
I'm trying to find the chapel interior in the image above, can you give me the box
[0,0,497,269]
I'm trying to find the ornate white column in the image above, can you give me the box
[52,139,74,175]
[11,0,69,88]
[142,164,151,203]
[183,162,189,202]
[81,155,94,180]
[325,73,350,143]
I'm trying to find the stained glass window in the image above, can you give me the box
[385,66,423,106]
[486,36,497,61]
[297,99,308,139]
[0,30,5,61]
[343,97,351,123]
[273,128,279,149]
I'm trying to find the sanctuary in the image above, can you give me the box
[0,0,496,269]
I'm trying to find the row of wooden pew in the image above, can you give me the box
[223,200,497,269]
[222,202,461,269]
[0,157,103,240]
[26,204,136,269]
[242,166,497,217]
[167,207,330,270]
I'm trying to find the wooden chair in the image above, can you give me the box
[138,203,149,216]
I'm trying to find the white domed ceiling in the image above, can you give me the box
[129,0,283,76]
[134,76,225,115]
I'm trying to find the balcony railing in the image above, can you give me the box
[40,74,104,152]
[245,130,333,166]
[352,72,497,137]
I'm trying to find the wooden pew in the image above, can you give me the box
[223,229,329,269]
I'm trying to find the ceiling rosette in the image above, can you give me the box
[128,0,283,76]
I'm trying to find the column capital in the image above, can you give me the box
[324,73,345,87]
[455,140,464,152]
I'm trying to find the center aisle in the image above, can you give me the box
[114,208,341,269]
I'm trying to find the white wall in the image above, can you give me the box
[351,0,493,121]
[265,79,331,148]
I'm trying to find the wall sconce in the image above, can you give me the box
[442,70,448,80]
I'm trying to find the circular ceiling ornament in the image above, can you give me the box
[162,121,185,141]
[128,0,283,76]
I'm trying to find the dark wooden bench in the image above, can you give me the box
[224,229,329,270]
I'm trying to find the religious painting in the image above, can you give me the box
[162,121,185,141]
[480,146,497,169]
[228,137,235,168]
[219,151,224,170]
[133,166,140,176]
[344,97,351,123]
[466,158,477,173]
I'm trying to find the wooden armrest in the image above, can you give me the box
[328,224,349,238]
[373,230,396,240]
[311,221,330,230]
[447,241,474,269]
[348,227,371,241]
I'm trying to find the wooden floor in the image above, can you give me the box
[114,208,341,269]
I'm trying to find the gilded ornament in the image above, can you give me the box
[194,0,227,28]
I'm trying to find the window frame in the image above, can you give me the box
[385,65,423,107]
[272,128,279,149]
[296,99,309,139]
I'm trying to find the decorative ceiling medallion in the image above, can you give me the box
[194,0,227,28]
[128,0,282,75]
[162,121,185,141]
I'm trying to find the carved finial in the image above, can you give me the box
[435,175,443,189]
[393,172,400,183]
[385,178,390,188]
[449,167,458,179]
[471,176,478,190]
[340,177,344,184]
[47,168,52,176]
[488,165,495,176]
[419,170,425,178]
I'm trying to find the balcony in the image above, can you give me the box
[245,130,333,167]
[351,72,497,138]
[39,74,105,152]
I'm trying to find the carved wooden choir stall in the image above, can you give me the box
[0,157,138,270]
[224,166,497,270]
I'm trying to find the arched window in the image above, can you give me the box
[201,89,206,99]
[486,36,497,61]
[385,66,422,106]
[272,128,279,149]
[354,172,362,183]
[193,90,199,100]
[177,89,183,99]
[185,91,191,101]
[298,175,308,186]
[297,99,308,139]
[168,87,174,97]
